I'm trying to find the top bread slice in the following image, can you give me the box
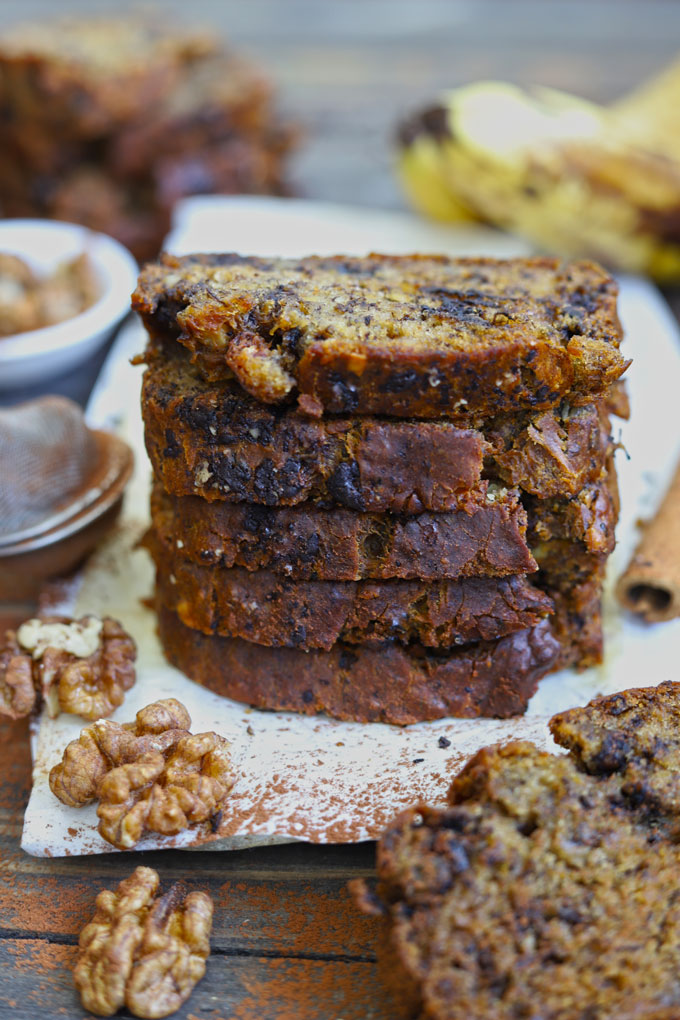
[133,253,627,419]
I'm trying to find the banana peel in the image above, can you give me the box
[396,68,680,281]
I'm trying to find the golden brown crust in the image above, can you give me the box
[133,253,626,417]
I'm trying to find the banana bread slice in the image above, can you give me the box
[133,253,626,418]
[149,533,553,650]
[141,344,613,509]
[367,681,680,1019]
[156,603,560,724]
[142,354,489,512]
[150,483,538,580]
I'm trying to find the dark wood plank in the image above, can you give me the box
[0,845,379,959]
[0,941,390,1020]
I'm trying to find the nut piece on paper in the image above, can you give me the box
[0,615,136,720]
[0,632,37,719]
[49,698,234,849]
[74,865,213,1018]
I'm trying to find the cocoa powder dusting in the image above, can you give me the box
[217,880,377,958]
[3,874,96,933]
[228,958,389,1020]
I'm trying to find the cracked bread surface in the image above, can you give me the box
[156,603,560,724]
[133,253,626,417]
[370,681,680,1019]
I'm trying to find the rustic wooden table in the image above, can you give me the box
[2,2,680,1017]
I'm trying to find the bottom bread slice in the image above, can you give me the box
[365,681,680,1020]
[156,603,560,724]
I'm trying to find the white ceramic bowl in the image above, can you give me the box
[0,219,139,390]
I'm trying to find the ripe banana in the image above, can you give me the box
[397,69,680,281]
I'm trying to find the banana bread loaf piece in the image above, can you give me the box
[0,17,213,137]
[156,604,560,723]
[0,19,295,261]
[141,344,613,509]
[490,399,613,498]
[133,253,626,417]
[150,483,538,580]
[545,570,605,668]
[150,536,553,650]
[366,681,680,1019]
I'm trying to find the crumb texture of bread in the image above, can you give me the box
[133,253,627,416]
[156,604,560,724]
[372,681,680,1019]
[141,344,614,507]
[150,483,538,581]
[149,530,553,650]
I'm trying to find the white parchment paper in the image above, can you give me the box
[22,197,680,857]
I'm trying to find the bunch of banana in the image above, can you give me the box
[397,65,680,281]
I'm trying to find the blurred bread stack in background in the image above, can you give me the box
[0,16,296,262]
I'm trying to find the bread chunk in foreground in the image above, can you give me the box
[133,253,627,417]
[367,681,680,1020]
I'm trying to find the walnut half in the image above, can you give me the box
[0,615,136,720]
[0,632,37,719]
[74,865,213,1019]
[49,698,234,849]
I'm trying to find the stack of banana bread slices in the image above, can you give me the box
[133,253,629,725]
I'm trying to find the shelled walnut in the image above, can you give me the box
[0,615,136,720]
[0,632,37,719]
[75,865,213,1018]
[49,697,234,848]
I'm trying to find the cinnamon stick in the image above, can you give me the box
[616,457,680,622]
